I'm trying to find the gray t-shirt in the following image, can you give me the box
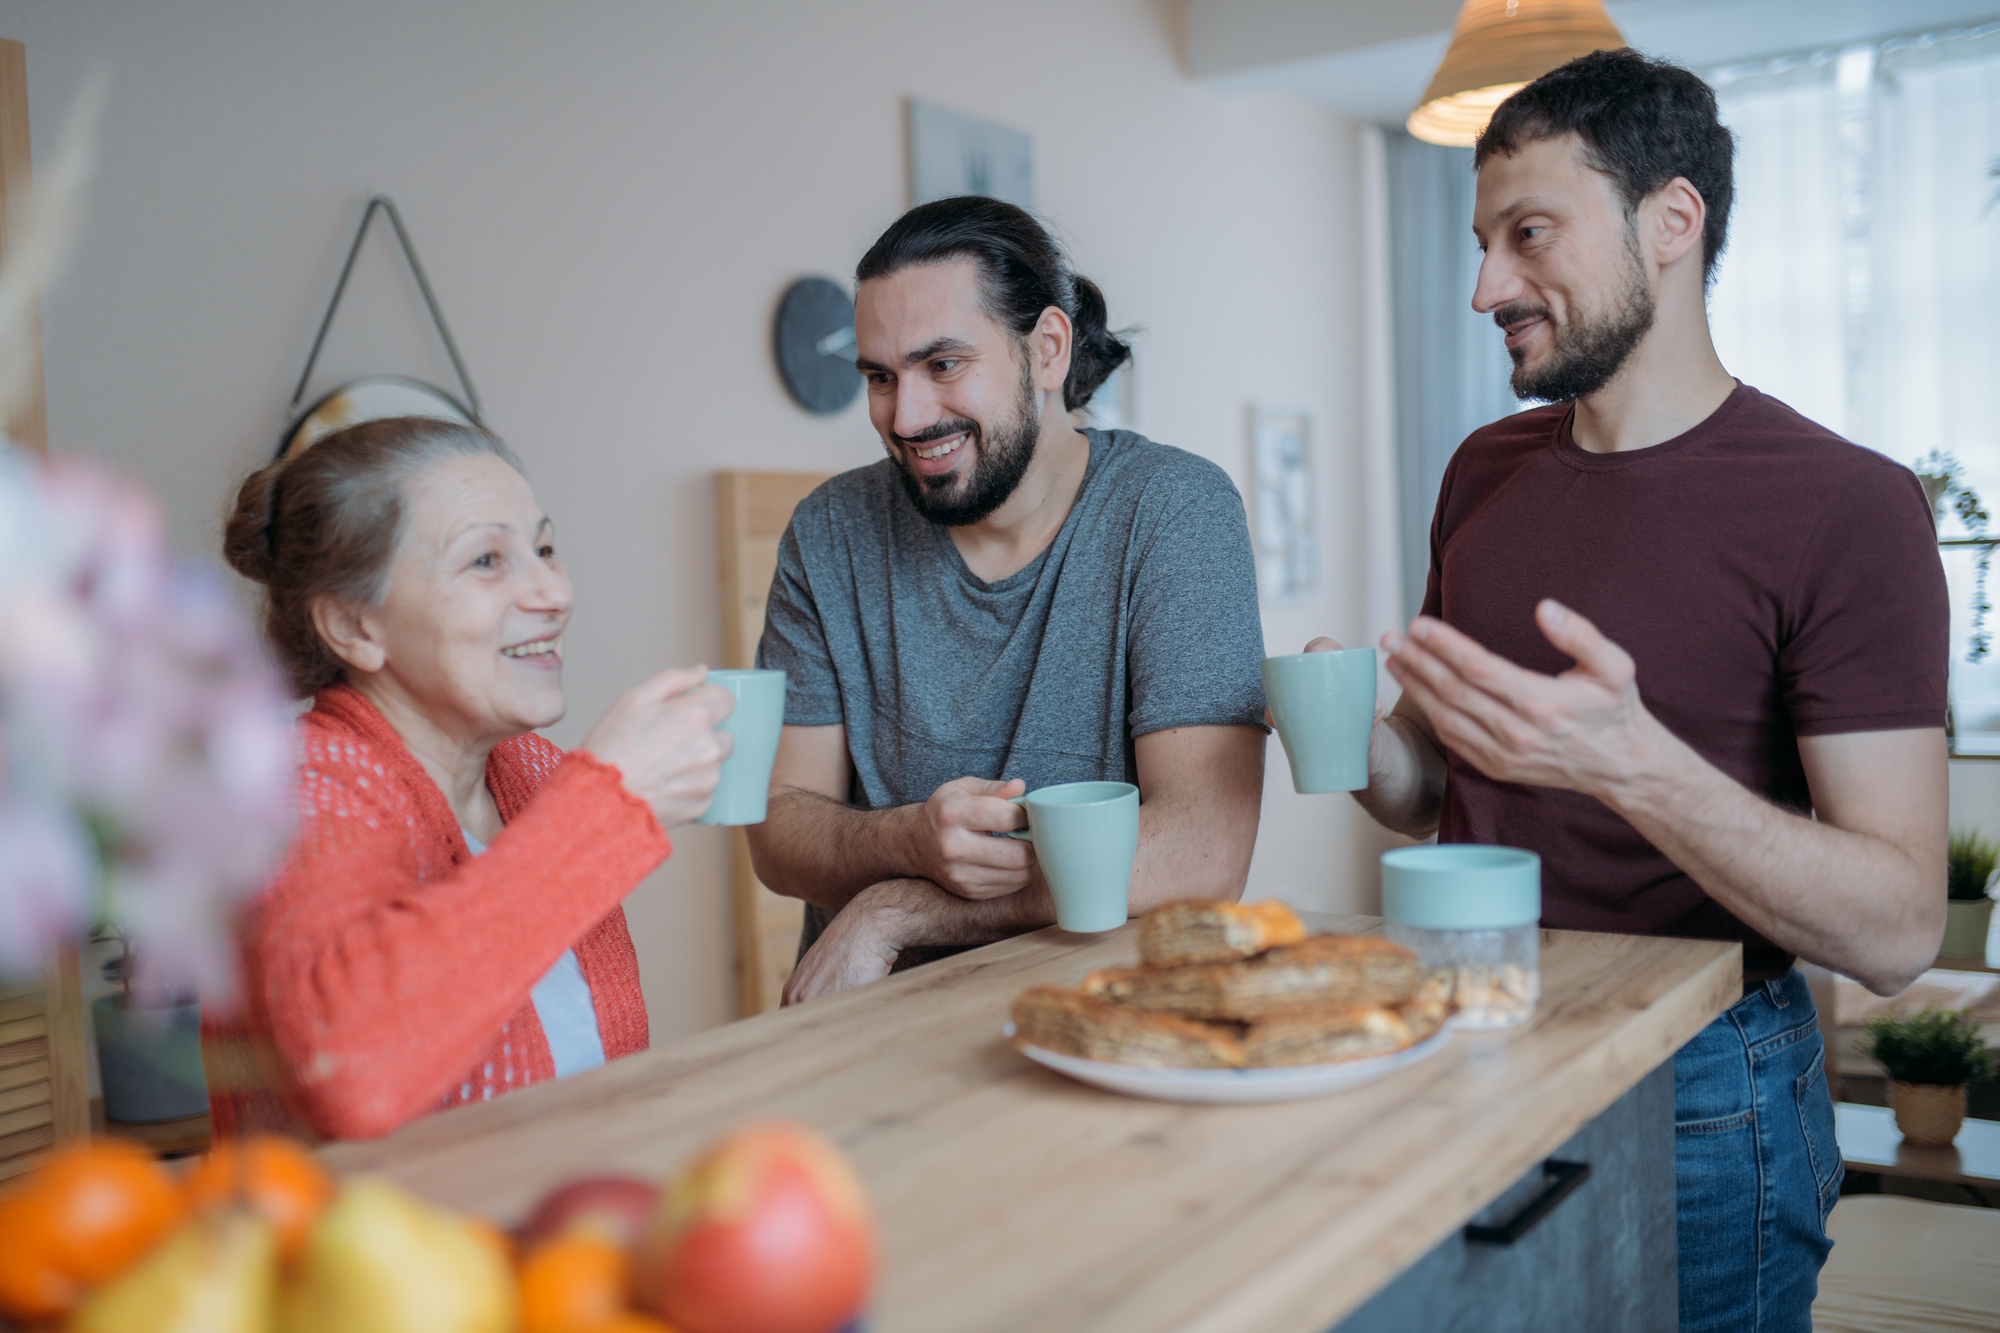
[757,429,1268,959]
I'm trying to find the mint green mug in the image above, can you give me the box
[1006,781,1137,933]
[696,669,787,826]
[1263,648,1377,794]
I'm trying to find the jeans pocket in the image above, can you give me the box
[1794,1045,1842,1225]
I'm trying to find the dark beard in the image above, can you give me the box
[890,355,1039,527]
[1499,242,1656,404]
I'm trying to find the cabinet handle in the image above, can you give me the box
[1464,1158,1591,1246]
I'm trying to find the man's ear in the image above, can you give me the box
[310,594,388,675]
[1031,304,1074,397]
[1645,177,1707,271]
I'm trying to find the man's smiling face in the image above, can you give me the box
[1471,134,1657,403]
[853,258,1040,526]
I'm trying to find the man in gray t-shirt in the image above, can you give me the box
[747,197,1267,1001]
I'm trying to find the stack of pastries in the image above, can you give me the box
[1010,900,1453,1069]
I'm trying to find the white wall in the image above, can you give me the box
[0,0,1397,1040]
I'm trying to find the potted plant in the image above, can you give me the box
[1944,829,2000,960]
[91,938,208,1125]
[1862,1007,1996,1145]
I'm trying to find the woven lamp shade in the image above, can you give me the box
[1408,0,1627,147]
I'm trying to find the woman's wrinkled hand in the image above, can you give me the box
[580,665,736,829]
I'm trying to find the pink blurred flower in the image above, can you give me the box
[0,448,296,994]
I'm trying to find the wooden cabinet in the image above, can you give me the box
[1336,1061,1677,1332]
[713,470,830,1016]
[0,950,90,1180]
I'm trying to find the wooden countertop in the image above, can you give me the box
[324,915,1739,1333]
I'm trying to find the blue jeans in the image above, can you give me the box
[1674,969,1842,1332]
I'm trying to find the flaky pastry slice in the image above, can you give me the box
[1138,899,1306,968]
[1009,985,1245,1068]
[1241,1000,1448,1067]
[1083,933,1424,1021]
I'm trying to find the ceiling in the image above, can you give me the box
[1186,0,2000,124]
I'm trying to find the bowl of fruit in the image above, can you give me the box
[0,1120,874,1333]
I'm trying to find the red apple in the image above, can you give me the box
[516,1175,659,1252]
[634,1120,875,1333]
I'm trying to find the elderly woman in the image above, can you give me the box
[214,417,732,1140]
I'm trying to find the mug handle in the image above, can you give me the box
[1005,794,1033,842]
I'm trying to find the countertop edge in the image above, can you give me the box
[1169,936,1744,1333]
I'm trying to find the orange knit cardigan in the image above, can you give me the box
[206,685,669,1141]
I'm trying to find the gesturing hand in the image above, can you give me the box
[908,776,1033,901]
[1381,600,1666,798]
[579,665,737,830]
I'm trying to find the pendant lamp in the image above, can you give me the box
[1407,0,1627,147]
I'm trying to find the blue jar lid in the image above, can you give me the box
[1381,845,1541,930]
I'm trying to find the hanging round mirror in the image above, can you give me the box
[279,375,475,461]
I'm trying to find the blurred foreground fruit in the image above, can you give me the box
[183,1135,334,1266]
[281,1176,514,1333]
[517,1231,629,1333]
[590,1316,681,1333]
[633,1121,874,1333]
[516,1174,659,1251]
[70,1207,278,1333]
[0,1138,183,1320]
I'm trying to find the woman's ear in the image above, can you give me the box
[310,595,388,675]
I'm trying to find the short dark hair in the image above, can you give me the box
[1475,48,1735,285]
[856,196,1131,412]
[223,417,521,696]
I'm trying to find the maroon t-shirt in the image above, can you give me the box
[1421,384,1948,983]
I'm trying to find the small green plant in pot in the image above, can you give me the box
[1943,829,1999,960]
[1863,1007,1996,1145]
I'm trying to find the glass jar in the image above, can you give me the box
[1384,921,1539,1030]
[1381,845,1541,1031]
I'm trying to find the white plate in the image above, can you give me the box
[1003,1020,1453,1104]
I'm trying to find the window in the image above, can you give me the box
[1710,23,2000,750]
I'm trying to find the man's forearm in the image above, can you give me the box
[1603,729,1941,995]
[746,789,922,912]
[1352,713,1447,837]
[857,877,1057,951]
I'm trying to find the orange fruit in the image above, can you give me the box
[0,1138,183,1319]
[591,1315,682,1333]
[0,1187,73,1320]
[182,1134,333,1265]
[518,1232,630,1333]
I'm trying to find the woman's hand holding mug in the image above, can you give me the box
[581,665,737,829]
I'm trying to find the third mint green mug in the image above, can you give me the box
[1006,781,1137,933]
[1263,647,1377,794]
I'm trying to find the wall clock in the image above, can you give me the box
[774,276,862,415]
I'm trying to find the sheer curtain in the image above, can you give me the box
[1706,56,1850,434]
[1709,23,2000,747]
[1382,132,1520,620]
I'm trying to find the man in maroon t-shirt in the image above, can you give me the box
[1311,52,1947,1333]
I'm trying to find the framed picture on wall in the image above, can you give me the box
[1249,404,1317,602]
[907,99,1034,210]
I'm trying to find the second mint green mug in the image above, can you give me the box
[1006,781,1137,933]
[1263,647,1377,794]
[696,668,787,826]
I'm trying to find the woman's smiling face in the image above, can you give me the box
[363,452,574,744]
